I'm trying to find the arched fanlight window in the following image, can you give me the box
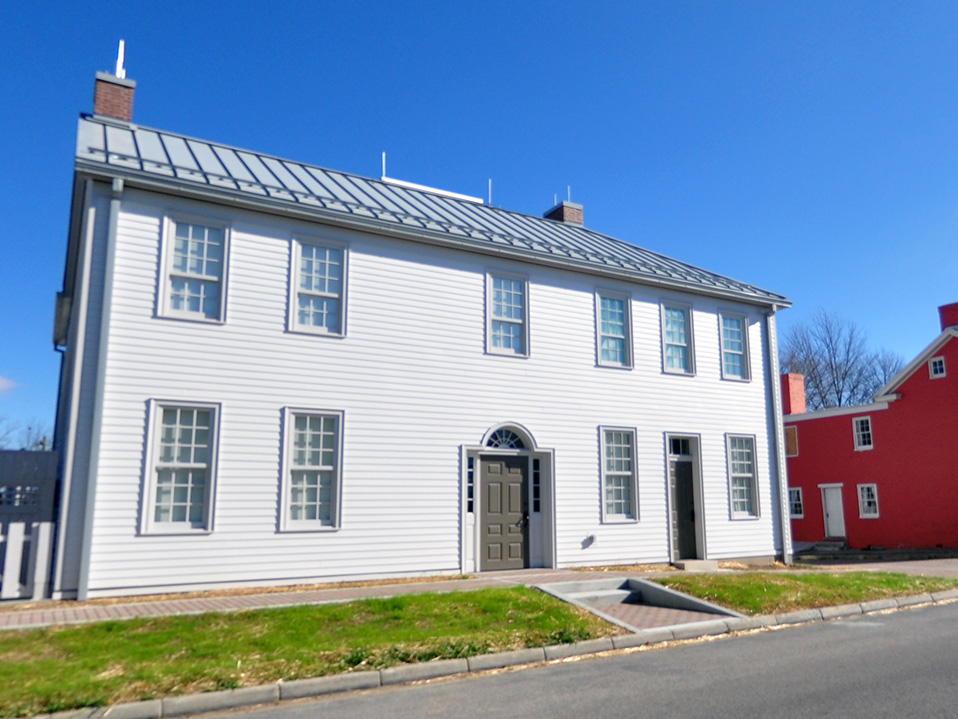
[486,428,525,449]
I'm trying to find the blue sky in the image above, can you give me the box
[2,1,957,431]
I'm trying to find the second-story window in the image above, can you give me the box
[596,292,631,368]
[166,221,227,321]
[487,273,528,356]
[662,303,694,375]
[853,416,873,450]
[720,313,750,380]
[291,240,346,336]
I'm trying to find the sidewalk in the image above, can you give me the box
[0,567,670,631]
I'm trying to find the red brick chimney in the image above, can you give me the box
[938,302,958,332]
[93,41,135,122]
[544,201,584,226]
[93,72,136,122]
[780,373,806,415]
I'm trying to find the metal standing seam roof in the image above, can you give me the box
[74,115,789,306]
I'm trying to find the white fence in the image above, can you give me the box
[0,522,54,600]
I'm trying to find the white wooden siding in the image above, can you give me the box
[70,186,781,596]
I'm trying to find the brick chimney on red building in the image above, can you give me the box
[93,40,135,122]
[938,302,958,332]
[780,373,806,415]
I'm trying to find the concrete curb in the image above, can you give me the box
[25,590,957,719]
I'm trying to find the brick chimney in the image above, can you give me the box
[544,201,584,226]
[780,373,806,415]
[93,41,135,122]
[938,302,958,332]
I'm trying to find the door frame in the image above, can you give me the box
[460,425,556,574]
[665,433,706,562]
[819,483,846,539]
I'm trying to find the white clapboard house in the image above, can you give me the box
[51,67,793,599]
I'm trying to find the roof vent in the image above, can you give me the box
[544,201,583,226]
[93,41,136,122]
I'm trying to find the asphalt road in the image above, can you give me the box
[222,601,958,719]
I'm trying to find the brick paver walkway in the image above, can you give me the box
[0,568,667,631]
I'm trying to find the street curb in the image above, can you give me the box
[22,590,956,719]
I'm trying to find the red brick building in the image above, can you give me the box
[784,303,958,549]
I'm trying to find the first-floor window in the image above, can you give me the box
[727,434,758,518]
[283,410,342,529]
[601,428,638,521]
[789,487,804,518]
[146,402,218,532]
[858,484,879,518]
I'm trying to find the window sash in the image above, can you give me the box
[146,403,217,532]
[663,305,693,373]
[728,435,757,518]
[598,294,630,367]
[167,221,225,320]
[858,484,879,517]
[789,488,804,518]
[488,274,527,355]
[721,314,748,379]
[601,428,637,521]
[284,411,342,529]
[293,242,345,334]
[853,417,873,450]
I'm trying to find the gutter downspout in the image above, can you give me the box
[76,177,123,601]
[765,305,793,565]
[51,179,96,598]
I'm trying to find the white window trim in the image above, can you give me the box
[726,433,760,520]
[660,301,695,375]
[929,356,946,379]
[287,236,348,337]
[789,487,804,519]
[485,270,530,358]
[279,407,344,532]
[595,289,633,369]
[718,311,751,381]
[785,425,799,458]
[141,399,220,535]
[158,215,230,323]
[853,416,874,451]
[599,426,639,523]
[857,483,879,519]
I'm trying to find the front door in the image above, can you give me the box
[822,486,846,538]
[674,460,697,559]
[479,455,528,571]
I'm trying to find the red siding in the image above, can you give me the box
[785,335,958,549]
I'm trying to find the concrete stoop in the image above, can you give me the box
[19,588,958,719]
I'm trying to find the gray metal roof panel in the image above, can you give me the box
[74,115,787,305]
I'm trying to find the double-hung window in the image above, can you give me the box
[727,434,758,518]
[487,273,528,356]
[596,292,631,368]
[858,484,879,518]
[291,240,346,335]
[282,410,343,530]
[165,220,227,321]
[662,303,694,374]
[145,402,218,532]
[719,313,749,380]
[600,427,638,522]
[853,417,873,450]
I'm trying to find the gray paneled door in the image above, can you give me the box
[674,460,697,559]
[479,455,529,571]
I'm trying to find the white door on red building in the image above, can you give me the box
[821,485,846,538]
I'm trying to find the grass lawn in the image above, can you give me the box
[0,587,616,717]
[656,571,958,615]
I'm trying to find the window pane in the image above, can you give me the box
[288,414,338,526]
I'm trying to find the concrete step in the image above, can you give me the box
[673,559,720,571]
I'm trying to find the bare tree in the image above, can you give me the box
[0,416,16,449]
[780,309,904,411]
[0,417,53,451]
